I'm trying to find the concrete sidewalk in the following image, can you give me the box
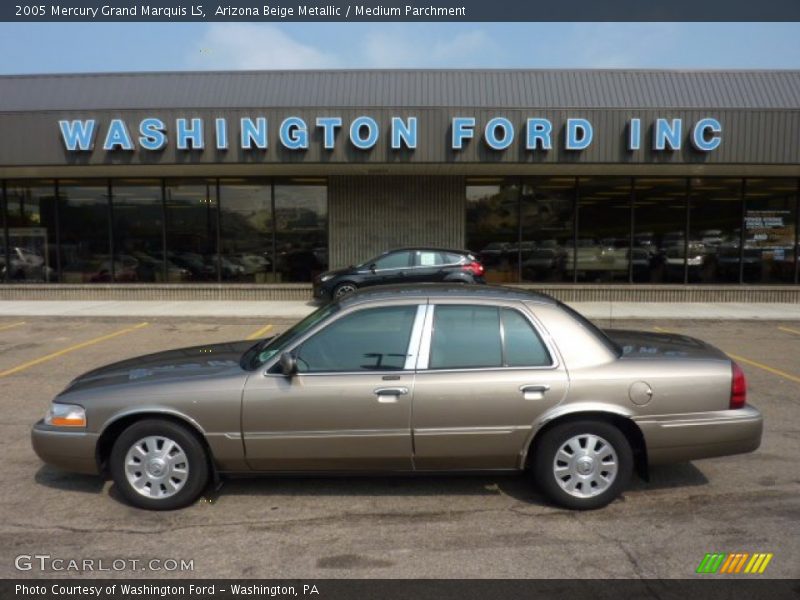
[1,300,799,320]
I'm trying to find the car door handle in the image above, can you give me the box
[373,387,408,403]
[519,384,550,401]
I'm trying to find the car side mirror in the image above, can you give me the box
[279,352,297,377]
[369,263,377,273]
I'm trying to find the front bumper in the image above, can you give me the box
[633,405,763,465]
[312,280,332,300]
[31,420,100,475]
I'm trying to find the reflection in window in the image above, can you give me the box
[520,178,575,283]
[274,184,327,282]
[633,179,687,283]
[4,181,57,283]
[219,181,273,283]
[689,179,742,283]
[113,180,165,283]
[165,180,219,282]
[576,178,631,283]
[58,181,111,283]
[743,179,797,284]
[466,182,520,283]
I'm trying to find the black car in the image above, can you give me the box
[312,248,486,300]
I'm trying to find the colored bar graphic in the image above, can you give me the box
[697,553,727,574]
[698,552,773,574]
[744,553,774,574]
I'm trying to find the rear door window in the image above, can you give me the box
[415,251,445,267]
[428,305,552,369]
[429,305,502,369]
[501,308,552,367]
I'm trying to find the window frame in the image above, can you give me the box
[417,301,559,372]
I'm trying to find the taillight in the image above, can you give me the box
[730,362,747,409]
[463,261,485,277]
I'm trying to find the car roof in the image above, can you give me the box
[337,283,558,307]
[382,247,474,255]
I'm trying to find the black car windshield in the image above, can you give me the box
[242,303,340,370]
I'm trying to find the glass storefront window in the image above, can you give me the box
[165,180,219,282]
[4,180,58,283]
[274,183,327,283]
[519,178,576,283]
[689,178,743,283]
[58,181,112,283]
[219,180,273,283]
[743,179,798,284]
[633,178,688,283]
[112,180,165,283]
[576,178,632,283]
[466,181,520,283]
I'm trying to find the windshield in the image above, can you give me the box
[241,302,340,370]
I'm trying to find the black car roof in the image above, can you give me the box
[338,283,558,306]
[381,247,474,254]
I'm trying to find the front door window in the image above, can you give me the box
[294,305,418,372]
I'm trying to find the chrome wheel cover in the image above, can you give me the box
[334,284,356,298]
[553,433,618,498]
[124,436,189,499]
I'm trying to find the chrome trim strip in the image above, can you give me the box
[414,425,531,436]
[244,429,409,439]
[416,304,435,370]
[404,304,428,370]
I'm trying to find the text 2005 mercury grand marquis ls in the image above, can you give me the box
[32,285,762,510]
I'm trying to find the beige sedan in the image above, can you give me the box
[32,285,762,510]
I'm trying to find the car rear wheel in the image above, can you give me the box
[533,420,632,510]
[110,419,209,510]
[333,282,358,299]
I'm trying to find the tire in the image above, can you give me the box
[110,419,209,510]
[333,282,358,299]
[533,420,632,510]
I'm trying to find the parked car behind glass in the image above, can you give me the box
[312,248,485,300]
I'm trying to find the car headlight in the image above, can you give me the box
[319,274,334,283]
[44,403,86,428]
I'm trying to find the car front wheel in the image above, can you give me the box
[110,419,209,510]
[333,282,358,299]
[533,420,632,510]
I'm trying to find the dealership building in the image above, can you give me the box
[0,69,798,300]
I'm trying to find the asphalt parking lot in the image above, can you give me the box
[1,315,799,579]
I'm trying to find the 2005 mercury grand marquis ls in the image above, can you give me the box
[32,285,762,510]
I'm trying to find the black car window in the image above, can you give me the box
[294,305,417,373]
[501,308,552,367]
[415,251,445,267]
[429,305,503,369]
[373,251,412,270]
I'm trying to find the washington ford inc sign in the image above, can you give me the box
[58,115,723,154]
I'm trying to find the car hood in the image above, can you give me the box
[59,340,256,395]
[604,329,729,360]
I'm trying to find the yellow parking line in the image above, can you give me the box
[0,321,26,332]
[778,326,800,336]
[246,323,273,340]
[0,322,149,378]
[653,326,800,384]
[726,353,800,385]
